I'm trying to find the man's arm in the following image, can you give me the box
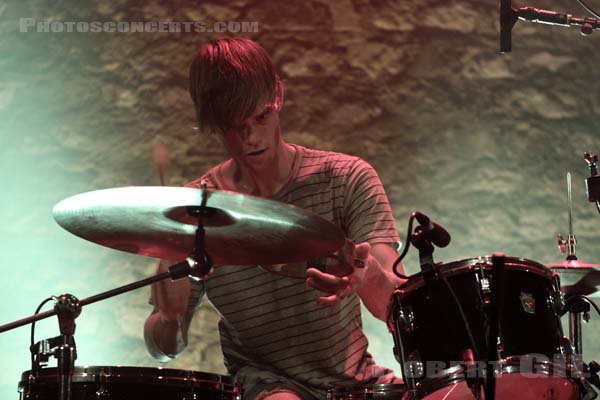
[356,242,405,320]
[143,260,195,361]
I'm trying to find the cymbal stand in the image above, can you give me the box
[568,297,589,356]
[556,172,586,355]
[186,187,214,280]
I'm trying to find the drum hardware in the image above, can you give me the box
[586,361,600,394]
[395,303,415,335]
[462,349,483,400]
[550,171,600,355]
[95,385,110,400]
[389,291,417,393]
[483,253,506,400]
[2,256,209,399]
[2,190,223,399]
[584,151,600,214]
[326,383,407,399]
[475,263,490,299]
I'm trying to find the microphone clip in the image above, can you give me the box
[410,224,438,286]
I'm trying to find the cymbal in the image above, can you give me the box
[53,187,345,266]
[547,259,600,298]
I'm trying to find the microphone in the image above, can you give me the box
[517,7,572,26]
[412,211,451,248]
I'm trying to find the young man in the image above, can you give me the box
[144,37,405,400]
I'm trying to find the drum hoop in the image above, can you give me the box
[414,364,465,397]
[397,255,554,293]
[327,383,407,395]
[500,355,581,378]
[411,355,582,399]
[20,366,237,388]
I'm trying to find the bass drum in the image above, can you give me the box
[18,366,242,400]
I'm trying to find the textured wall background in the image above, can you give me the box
[1,0,600,398]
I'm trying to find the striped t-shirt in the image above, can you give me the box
[185,144,400,399]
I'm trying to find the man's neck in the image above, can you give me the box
[229,143,296,197]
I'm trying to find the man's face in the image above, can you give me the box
[220,101,282,174]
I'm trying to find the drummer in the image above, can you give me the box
[144,37,405,400]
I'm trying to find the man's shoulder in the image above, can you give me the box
[296,144,364,173]
[185,162,225,189]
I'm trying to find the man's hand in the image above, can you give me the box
[305,241,372,306]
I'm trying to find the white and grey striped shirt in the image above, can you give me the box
[185,144,400,399]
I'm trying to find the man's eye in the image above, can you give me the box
[256,110,271,123]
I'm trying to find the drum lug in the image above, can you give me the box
[545,286,565,315]
[559,336,575,355]
[475,262,491,304]
[497,340,505,359]
[95,385,110,400]
[397,306,415,334]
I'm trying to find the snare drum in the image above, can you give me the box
[18,366,242,400]
[388,256,579,399]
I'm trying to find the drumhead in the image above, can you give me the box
[397,255,553,293]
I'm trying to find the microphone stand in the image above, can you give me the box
[54,294,79,400]
[517,7,600,35]
[500,2,600,52]
[0,192,214,400]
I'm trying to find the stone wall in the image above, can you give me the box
[1,0,600,396]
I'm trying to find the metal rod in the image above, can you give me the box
[568,172,573,236]
[569,309,583,355]
[0,271,171,333]
[566,172,577,260]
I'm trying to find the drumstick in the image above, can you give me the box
[152,143,171,186]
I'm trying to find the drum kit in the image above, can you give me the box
[1,156,600,400]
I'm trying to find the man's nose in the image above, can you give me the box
[240,123,259,143]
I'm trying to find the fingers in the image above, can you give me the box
[354,242,371,261]
[306,268,349,293]
[306,267,357,307]
[314,282,355,306]
[317,294,341,307]
[306,241,373,307]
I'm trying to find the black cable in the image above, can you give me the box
[576,0,600,18]
[439,271,481,362]
[30,296,56,369]
[392,214,414,279]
